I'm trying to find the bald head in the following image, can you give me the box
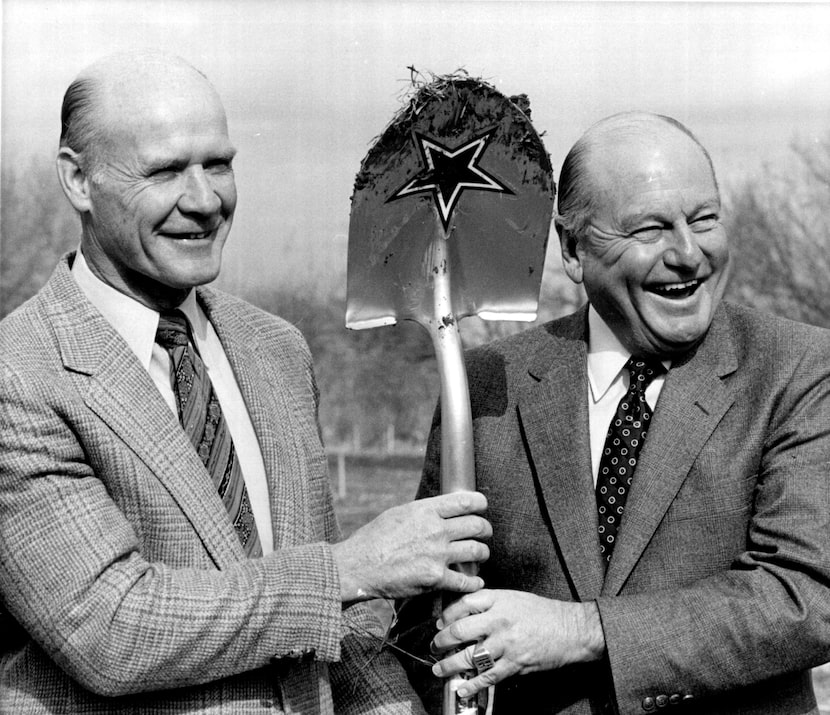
[59,51,222,172]
[556,112,719,240]
[555,110,729,357]
[55,51,237,309]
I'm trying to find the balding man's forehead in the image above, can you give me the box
[90,63,225,140]
[76,52,216,124]
[586,125,714,188]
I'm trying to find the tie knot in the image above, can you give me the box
[156,310,190,350]
[625,356,664,392]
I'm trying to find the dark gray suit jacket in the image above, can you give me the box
[398,302,830,714]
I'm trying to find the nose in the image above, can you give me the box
[178,166,222,216]
[663,221,705,270]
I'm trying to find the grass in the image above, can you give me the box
[328,454,830,710]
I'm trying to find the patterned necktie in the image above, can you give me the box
[155,310,262,557]
[596,356,664,564]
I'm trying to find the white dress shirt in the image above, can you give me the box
[586,306,669,485]
[71,251,274,554]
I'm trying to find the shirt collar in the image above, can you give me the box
[176,291,207,345]
[586,305,671,403]
[586,305,630,404]
[70,249,202,368]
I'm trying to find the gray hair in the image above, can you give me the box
[59,75,101,170]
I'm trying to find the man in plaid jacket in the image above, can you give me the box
[0,50,491,714]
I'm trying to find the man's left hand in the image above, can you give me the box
[430,589,606,698]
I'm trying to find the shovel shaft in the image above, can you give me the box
[425,235,480,715]
[430,241,476,496]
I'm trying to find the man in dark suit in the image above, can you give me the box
[0,51,491,714]
[399,112,830,714]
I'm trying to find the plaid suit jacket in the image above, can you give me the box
[399,303,830,715]
[0,254,423,714]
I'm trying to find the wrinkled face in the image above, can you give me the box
[562,127,730,357]
[81,72,237,309]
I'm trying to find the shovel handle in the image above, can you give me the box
[425,235,481,715]
[427,233,476,496]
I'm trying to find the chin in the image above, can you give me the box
[654,329,708,355]
[175,260,223,287]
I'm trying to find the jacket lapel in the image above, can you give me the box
[517,308,606,600]
[602,308,738,595]
[43,258,243,568]
[198,289,314,551]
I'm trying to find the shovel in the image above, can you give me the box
[346,73,554,715]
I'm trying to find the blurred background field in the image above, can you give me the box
[327,452,424,536]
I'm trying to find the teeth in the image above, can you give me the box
[653,280,699,295]
[161,230,213,240]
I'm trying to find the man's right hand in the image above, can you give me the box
[331,491,491,604]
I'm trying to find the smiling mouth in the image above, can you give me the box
[649,279,702,299]
[161,230,213,240]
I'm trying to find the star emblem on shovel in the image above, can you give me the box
[388,129,513,232]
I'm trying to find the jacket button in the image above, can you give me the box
[669,694,681,705]
[642,697,656,711]
[656,694,669,708]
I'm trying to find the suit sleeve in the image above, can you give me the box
[0,357,350,696]
[595,333,830,712]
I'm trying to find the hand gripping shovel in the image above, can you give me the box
[346,73,554,714]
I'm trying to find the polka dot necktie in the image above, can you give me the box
[596,356,664,565]
[156,311,262,558]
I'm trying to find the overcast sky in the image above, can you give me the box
[4,0,830,295]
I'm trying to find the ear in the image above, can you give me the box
[56,147,92,213]
[556,220,583,285]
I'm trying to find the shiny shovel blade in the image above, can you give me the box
[346,75,555,330]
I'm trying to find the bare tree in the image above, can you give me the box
[724,132,830,328]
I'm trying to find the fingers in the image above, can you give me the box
[440,567,485,594]
[389,493,491,544]
[333,492,491,602]
[443,513,493,541]
[432,611,489,653]
[432,642,512,698]
[436,539,489,594]
[446,537,490,565]
[433,642,480,673]
[426,490,488,518]
[439,590,495,628]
